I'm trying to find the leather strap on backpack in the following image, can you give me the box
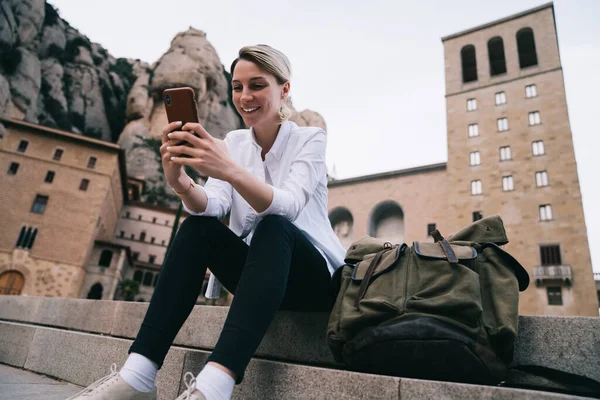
[432,229,458,264]
[506,365,600,398]
[354,248,387,308]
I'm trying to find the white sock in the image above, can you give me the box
[119,353,158,392]
[194,364,235,400]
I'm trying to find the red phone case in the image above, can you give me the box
[163,87,200,125]
[163,87,201,149]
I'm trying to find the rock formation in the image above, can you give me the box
[0,1,139,142]
[290,108,327,132]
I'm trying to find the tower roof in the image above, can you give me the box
[441,2,554,42]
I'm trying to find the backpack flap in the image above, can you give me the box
[351,244,404,282]
[345,236,400,264]
[448,215,509,245]
[351,243,406,309]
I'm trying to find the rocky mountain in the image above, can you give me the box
[0,1,326,207]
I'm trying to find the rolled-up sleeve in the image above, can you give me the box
[182,177,233,219]
[257,130,326,221]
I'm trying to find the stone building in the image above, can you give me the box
[113,201,185,302]
[0,117,226,303]
[328,3,598,316]
[80,241,132,300]
[0,118,128,298]
[111,198,229,305]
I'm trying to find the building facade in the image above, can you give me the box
[113,202,185,302]
[80,241,132,300]
[0,118,225,304]
[0,118,128,298]
[328,3,598,316]
[111,201,230,305]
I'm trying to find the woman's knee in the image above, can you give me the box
[254,215,292,235]
[177,216,224,239]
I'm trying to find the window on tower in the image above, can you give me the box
[461,45,478,83]
[488,37,507,76]
[467,98,477,111]
[497,117,509,132]
[495,91,507,105]
[532,140,545,156]
[517,28,538,68]
[468,124,479,137]
[526,84,538,98]
[499,146,512,161]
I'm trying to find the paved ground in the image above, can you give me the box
[0,364,81,400]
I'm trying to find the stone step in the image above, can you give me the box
[0,295,335,367]
[0,320,589,400]
[1,295,598,385]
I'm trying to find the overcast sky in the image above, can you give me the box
[49,0,600,271]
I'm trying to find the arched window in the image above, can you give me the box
[143,271,153,287]
[329,207,355,249]
[369,201,405,244]
[15,227,26,247]
[133,270,143,283]
[26,228,38,249]
[23,227,32,247]
[16,226,38,249]
[517,28,538,68]
[461,45,478,83]
[87,283,103,299]
[98,250,113,267]
[488,37,507,76]
[0,270,25,295]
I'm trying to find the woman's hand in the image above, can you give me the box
[167,122,237,182]
[159,121,189,191]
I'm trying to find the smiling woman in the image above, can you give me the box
[69,44,346,400]
[230,45,293,127]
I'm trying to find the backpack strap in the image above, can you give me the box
[431,229,458,264]
[354,248,387,308]
[506,365,600,398]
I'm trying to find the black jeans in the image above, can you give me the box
[128,215,334,383]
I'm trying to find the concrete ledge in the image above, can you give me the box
[0,322,36,367]
[183,351,401,400]
[398,378,586,400]
[0,296,116,334]
[106,301,336,366]
[1,321,588,400]
[1,296,599,385]
[0,296,337,366]
[514,316,600,382]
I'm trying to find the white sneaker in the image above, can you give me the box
[174,372,206,400]
[66,364,157,400]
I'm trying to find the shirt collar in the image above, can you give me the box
[250,121,295,160]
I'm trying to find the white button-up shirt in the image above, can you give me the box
[183,120,346,276]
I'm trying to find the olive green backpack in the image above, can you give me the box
[327,215,530,384]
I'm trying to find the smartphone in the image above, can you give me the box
[163,87,200,147]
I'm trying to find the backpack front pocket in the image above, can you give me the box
[406,242,482,334]
[338,246,406,338]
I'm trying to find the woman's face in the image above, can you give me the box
[231,59,289,129]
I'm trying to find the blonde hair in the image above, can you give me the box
[231,44,293,122]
